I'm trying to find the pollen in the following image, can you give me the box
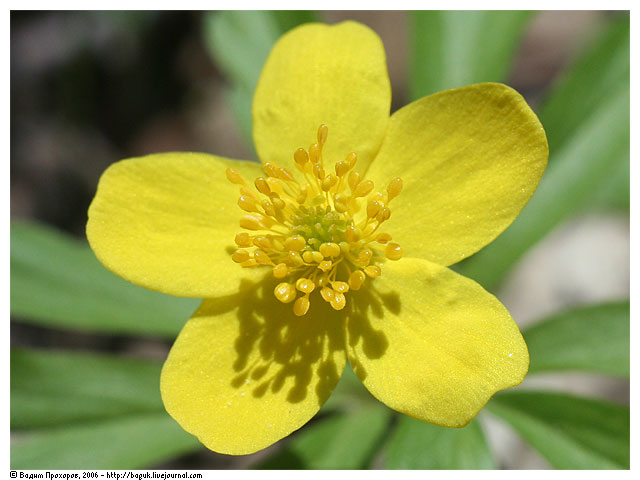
[226,124,403,316]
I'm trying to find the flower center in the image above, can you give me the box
[226,124,403,316]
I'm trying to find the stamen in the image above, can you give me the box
[385,243,403,260]
[273,263,288,278]
[235,232,253,247]
[226,124,404,315]
[274,282,297,303]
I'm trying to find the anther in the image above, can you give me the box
[330,292,346,310]
[317,124,328,145]
[285,235,306,251]
[346,225,361,242]
[354,180,374,197]
[364,265,381,278]
[235,232,253,247]
[273,263,288,278]
[254,250,274,265]
[320,287,334,303]
[293,296,310,316]
[278,168,295,182]
[335,161,350,177]
[271,197,286,210]
[239,186,255,198]
[345,152,358,168]
[376,207,391,222]
[376,233,392,244]
[332,281,349,293]
[263,162,278,177]
[309,143,320,164]
[231,249,250,263]
[333,194,348,213]
[358,248,373,266]
[387,177,403,201]
[253,236,271,249]
[294,148,309,166]
[348,270,366,290]
[348,171,361,191]
[274,282,297,303]
[238,195,259,212]
[318,260,332,272]
[385,242,403,260]
[296,278,315,294]
[321,173,338,191]
[240,214,269,231]
[319,242,341,258]
[226,168,246,185]
[367,200,382,218]
[261,199,276,216]
[287,251,305,267]
[254,177,271,195]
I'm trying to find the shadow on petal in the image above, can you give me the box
[191,273,346,407]
[345,284,397,380]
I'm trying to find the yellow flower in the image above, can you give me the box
[86,21,548,455]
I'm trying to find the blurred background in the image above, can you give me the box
[10,11,629,469]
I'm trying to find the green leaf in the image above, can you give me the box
[11,413,201,470]
[457,83,629,289]
[384,417,495,469]
[257,406,390,469]
[11,348,164,429]
[203,11,317,148]
[456,15,630,288]
[539,15,630,211]
[10,221,198,337]
[320,362,377,412]
[588,153,630,210]
[488,391,629,469]
[539,15,629,158]
[271,11,316,33]
[409,11,533,100]
[524,300,629,377]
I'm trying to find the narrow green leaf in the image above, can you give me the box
[384,417,495,469]
[271,10,317,33]
[588,152,630,211]
[457,84,629,289]
[202,11,317,147]
[11,413,201,470]
[488,391,629,469]
[10,221,198,337]
[11,348,164,429]
[204,11,280,90]
[409,11,533,99]
[257,406,390,469]
[455,15,630,287]
[539,15,629,155]
[539,15,629,211]
[224,82,254,153]
[524,300,629,377]
[320,362,376,412]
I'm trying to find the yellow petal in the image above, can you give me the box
[253,21,390,173]
[366,83,548,266]
[87,152,265,298]
[346,257,528,427]
[161,279,346,455]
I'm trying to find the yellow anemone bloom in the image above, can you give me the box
[87,21,548,455]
